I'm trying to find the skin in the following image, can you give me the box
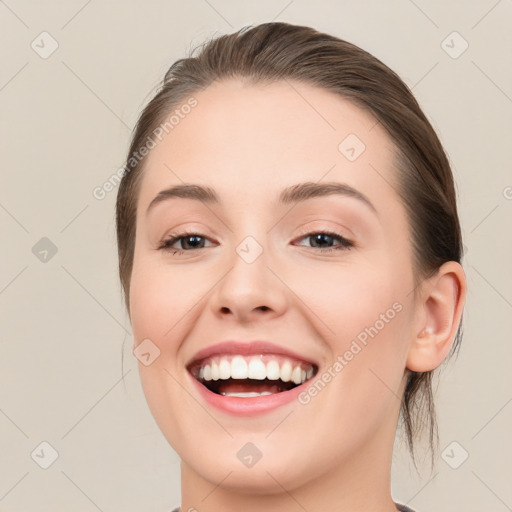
[128,79,466,512]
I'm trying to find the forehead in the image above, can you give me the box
[137,78,399,214]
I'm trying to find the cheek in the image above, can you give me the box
[128,255,206,448]
[288,253,402,341]
[129,274,167,346]
[290,254,411,405]
[129,254,201,348]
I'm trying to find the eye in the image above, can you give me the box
[157,230,215,255]
[293,230,354,253]
[157,229,354,256]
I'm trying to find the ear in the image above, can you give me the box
[407,261,467,372]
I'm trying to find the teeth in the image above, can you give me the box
[291,366,302,385]
[211,361,219,381]
[280,360,292,382]
[220,391,273,397]
[248,358,267,380]
[197,355,314,385]
[266,360,280,380]
[231,356,248,379]
[219,358,231,379]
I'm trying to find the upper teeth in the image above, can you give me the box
[196,355,314,386]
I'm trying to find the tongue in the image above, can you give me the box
[214,378,294,395]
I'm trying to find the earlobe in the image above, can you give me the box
[406,261,467,372]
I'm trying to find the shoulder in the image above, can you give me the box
[395,503,419,512]
[172,505,415,512]
[173,505,418,512]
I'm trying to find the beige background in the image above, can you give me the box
[1,1,511,511]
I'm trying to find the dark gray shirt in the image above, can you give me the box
[396,504,417,512]
[171,503,417,511]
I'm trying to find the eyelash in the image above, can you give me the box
[157,228,354,256]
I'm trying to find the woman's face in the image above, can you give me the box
[129,79,419,493]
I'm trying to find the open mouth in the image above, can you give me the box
[188,354,318,398]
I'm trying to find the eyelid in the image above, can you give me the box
[158,223,217,243]
[293,220,354,241]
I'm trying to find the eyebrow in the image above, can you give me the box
[146,181,377,216]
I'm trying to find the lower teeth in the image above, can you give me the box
[220,391,273,397]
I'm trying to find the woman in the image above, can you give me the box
[116,22,466,512]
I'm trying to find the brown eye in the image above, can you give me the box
[294,231,353,253]
[158,231,214,254]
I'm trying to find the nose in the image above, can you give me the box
[209,239,287,324]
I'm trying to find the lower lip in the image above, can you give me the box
[187,372,306,416]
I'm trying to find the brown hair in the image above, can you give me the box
[116,21,463,469]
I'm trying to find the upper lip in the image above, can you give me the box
[186,340,318,368]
